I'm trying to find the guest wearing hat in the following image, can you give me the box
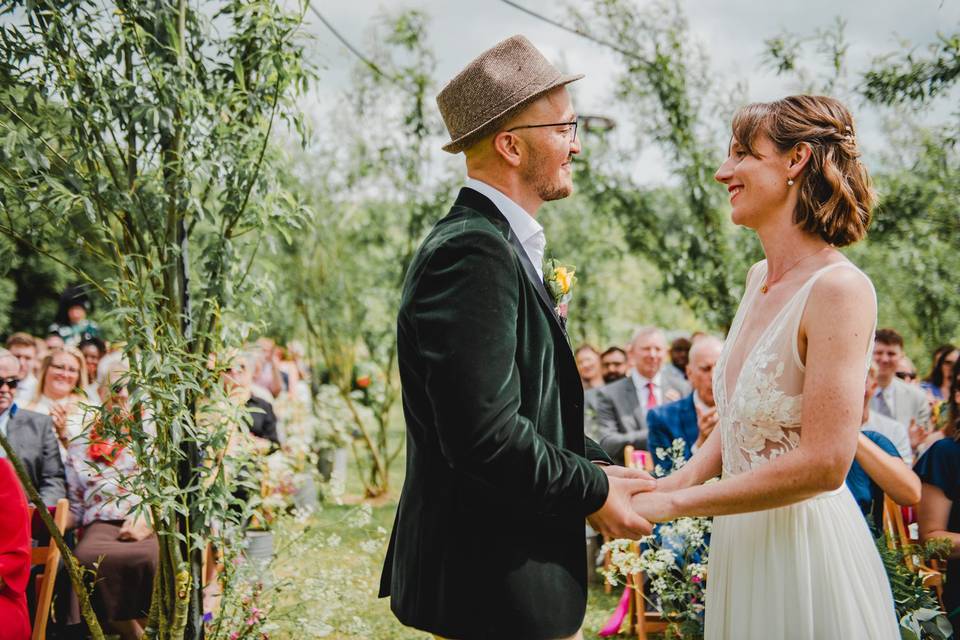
[48,284,101,348]
[379,35,654,640]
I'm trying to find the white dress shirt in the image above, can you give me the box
[464,177,547,281]
[629,368,662,413]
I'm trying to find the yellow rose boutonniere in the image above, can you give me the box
[543,258,577,322]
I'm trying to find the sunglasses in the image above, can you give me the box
[895,371,917,381]
[0,377,19,389]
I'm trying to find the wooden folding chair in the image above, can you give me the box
[882,494,944,609]
[619,447,668,639]
[28,498,70,640]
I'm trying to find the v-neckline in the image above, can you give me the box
[720,261,845,405]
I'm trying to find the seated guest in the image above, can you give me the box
[223,353,279,447]
[575,344,605,390]
[600,346,627,383]
[44,333,64,352]
[593,326,690,462]
[846,368,921,531]
[0,458,31,640]
[661,336,691,389]
[846,431,919,532]
[47,285,101,348]
[896,355,918,384]
[648,336,722,471]
[25,347,92,462]
[861,364,913,464]
[914,358,960,637]
[66,360,156,640]
[252,338,283,399]
[78,337,107,403]
[871,328,930,429]
[0,350,65,506]
[921,344,958,402]
[5,333,38,406]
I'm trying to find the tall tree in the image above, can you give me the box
[567,0,757,329]
[0,1,310,637]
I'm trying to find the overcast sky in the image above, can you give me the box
[303,0,960,184]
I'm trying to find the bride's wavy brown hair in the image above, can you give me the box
[731,95,875,247]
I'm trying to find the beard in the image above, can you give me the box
[521,148,573,202]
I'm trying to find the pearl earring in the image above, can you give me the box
[787,178,795,186]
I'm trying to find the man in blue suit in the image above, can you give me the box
[648,336,723,473]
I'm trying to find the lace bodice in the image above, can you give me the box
[714,260,875,477]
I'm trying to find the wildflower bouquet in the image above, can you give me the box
[601,438,712,639]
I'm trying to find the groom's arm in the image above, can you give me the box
[410,229,610,517]
[585,436,613,465]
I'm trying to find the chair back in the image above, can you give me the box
[28,499,70,640]
[624,445,653,472]
[881,493,945,610]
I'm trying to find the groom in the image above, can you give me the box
[379,35,655,640]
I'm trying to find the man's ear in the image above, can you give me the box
[787,141,812,180]
[492,131,523,168]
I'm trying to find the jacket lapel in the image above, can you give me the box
[453,188,566,334]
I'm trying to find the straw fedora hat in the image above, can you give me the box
[437,35,583,154]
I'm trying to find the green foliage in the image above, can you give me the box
[760,18,960,352]
[0,1,311,637]
[762,18,851,95]
[540,158,703,344]
[281,9,452,497]
[874,537,953,639]
[862,33,960,106]
[568,0,753,329]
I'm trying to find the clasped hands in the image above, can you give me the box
[587,464,675,539]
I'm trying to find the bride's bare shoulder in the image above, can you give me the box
[807,262,876,325]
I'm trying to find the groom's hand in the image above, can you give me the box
[587,467,656,539]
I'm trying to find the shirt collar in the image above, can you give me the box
[1,402,17,419]
[464,178,544,245]
[630,368,661,388]
[692,391,707,410]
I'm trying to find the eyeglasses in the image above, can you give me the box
[506,120,578,141]
[0,377,18,389]
[895,371,917,381]
[50,363,81,375]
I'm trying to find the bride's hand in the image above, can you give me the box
[601,464,657,485]
[631,489,676,524]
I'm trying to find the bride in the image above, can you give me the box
[633,95,899,639]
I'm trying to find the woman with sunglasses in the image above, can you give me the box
[922,345,959,402]
[915,358,960,636]
[25,347,92,461]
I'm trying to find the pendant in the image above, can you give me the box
[760,283,769,294]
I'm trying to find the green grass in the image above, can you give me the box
[264,492,639,640]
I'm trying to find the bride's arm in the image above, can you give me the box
[636,267,876,520]
[654,427,722,492]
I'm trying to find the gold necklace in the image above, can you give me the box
[761,247,829,294]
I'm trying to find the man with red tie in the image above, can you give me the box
[592,326,691,463]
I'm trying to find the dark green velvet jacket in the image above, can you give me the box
[379,187,612,640]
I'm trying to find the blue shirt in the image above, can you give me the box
[914,437,960,627]
[845,430,900,531]
[0,403,18,457]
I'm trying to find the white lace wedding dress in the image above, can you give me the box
[704,260,899,639]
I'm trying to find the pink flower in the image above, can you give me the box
[229,633,239,640]
[691,575,702,584]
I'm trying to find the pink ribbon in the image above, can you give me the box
[598,587,631,637]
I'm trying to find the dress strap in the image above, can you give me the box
[788,261,871,372]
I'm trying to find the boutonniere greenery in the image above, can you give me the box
[543,258,576,320]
